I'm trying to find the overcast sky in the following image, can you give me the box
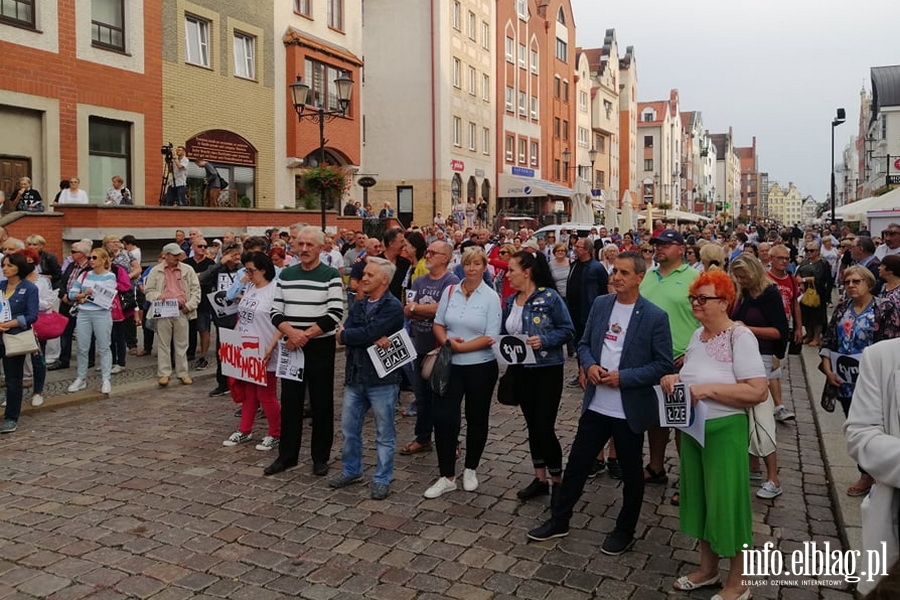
[569,0,897,203]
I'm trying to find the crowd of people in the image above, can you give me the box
[1,214,899,598]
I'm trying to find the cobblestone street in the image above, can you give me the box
[0,352,857,599]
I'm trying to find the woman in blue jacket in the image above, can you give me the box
[502,251,575,503]
[0,252,40,434]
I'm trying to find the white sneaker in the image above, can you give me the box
[110,365,125,374]
[101,380,111,395]
[31,394,44,407]
[462,468,479,492]
[773,405,795,422]
[222,431,252,446]
[757,480,784,499]
[67,379,86,393]
[423,477,458,499]
[255,436,279,451]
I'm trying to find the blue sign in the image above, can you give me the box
[511,167,534,177]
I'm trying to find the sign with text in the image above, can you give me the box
[368,329,417,378]
[207,291,238,318]
[218,328,267,385]
[831,353,862,386]
[185,130,257,166]
[149,299,180,318]
[276,340,305,382]
[89,285,116,310]
[450,159,465,172]
[491,335,536,365]
[654,383,707,447]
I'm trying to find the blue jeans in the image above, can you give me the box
[76,310,112,380]
[340,383,399,485]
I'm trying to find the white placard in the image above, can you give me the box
[218,328,267,385]
[0,299,11,323]
[276,340,305,381]
[207,291,239,318]
[491,334,537,365]
[217,272,235,292]
[89,285,116,310]
[830,353,863,386]
[367,329,417,378]
[654,383,706,447]
[149,299,180,318]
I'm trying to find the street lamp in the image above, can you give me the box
[830,107,846,223]
[588,147,598,190]
[290,71,354,231]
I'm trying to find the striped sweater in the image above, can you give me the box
[270,262,343,336]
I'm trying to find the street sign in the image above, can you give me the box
[888,175,900,185]
[893,158,900,170]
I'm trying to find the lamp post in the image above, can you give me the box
[830,107,846,223]
[290,71,354,231]
[588,146,598,191]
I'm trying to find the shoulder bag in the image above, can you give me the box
[727,327,777,458]
[428,341,453,397]
[496,368,518,406]
[34,311,69,341]
[3,329,39,357]
[421,285,455,381]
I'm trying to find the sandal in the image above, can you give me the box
[847,475,874,497]
[673,574,720,591]
[399,440,432,456]
[643,464,668,485]
[670,492,680,506]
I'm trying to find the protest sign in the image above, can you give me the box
[367,329,417,378]
[218,328,267,385]
[491,334,536,365]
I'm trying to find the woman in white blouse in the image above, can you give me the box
[57,177,89,204]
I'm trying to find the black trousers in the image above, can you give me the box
[554,410,645,537]
[511,363,564,475]
[276,336,336,466]
[433,360,498,477]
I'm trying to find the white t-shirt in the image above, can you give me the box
[588,300,636,419]
[875,244,900,260]
[58,189,89,204]
[679,325,766,419]
[237,281,278,371]
[505,302,524,335]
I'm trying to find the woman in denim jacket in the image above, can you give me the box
[0,252,40,434]
[501,251,575,503]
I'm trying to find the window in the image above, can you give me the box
[0,0,34,28]
[92,0,125,51]
[453,116,461,147]
[482,74,490,101]
[452,57,461,88]
[327,0,343,29]
[233,33,255,80]
[644,159,654,171]
[185,15,210,67]
[644,135,653,148]
[530,141,539,166]
[603,99,613,118]
[562,120,568,141]
[530,96,538,119]
[451,1,460,30]
[562,80,569,102]
[467,11,476,40]
[505,86,514,112]
[642,111,654,122]
[557,6,566,25]
[505,135,514,162]
[554,159,561,180]
[516,0,527,20]
[518,91,526,116]
[89,117,131,204]
[518,138,527,164]
[578,127,589,147]
[553,76,560,98]
[304,59,352,114]
[530,49,538,73]
[579,90,588,112]
[467,66,476,95]
[518,44,526,68]
[294,0,311,16]
[505,37,514,63]
[482,127,490,155]
[468,122,476,151]
[597,136,605,152]
[597,171,605,187]
[553,117,560,138]
[481,22,490,49]
[555,38,567,62]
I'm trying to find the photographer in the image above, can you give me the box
[171,145,189,206]
[195,158,223,207]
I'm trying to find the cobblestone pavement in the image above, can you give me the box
[0,352,858,599]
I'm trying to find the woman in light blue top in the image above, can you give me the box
[67,247,116,395]
[424,247,501,499]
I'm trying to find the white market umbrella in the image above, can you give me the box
[620,191,635,233]
[604,189,619,231]
[570,177,594,223]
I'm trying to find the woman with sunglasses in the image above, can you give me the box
[67,247,116,395]
[0,252,40,434]
[102,235,140,374]
[795,241,832,346]
[56,177,89,204]
[488,243,517,301]
[660,270,767,600]
[820,265,900,497]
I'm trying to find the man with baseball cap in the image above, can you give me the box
[144,243,201,386]
[637,229,698,500]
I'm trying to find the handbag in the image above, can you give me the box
[33,311,69,341]
[727,327,777,457]
[820,382,838,413]
[3,329,39,357]
[800,286,821,308]
[428,341,453,397]
[118,287,138,312]
[420,347,441,380]
[497,369,517,406]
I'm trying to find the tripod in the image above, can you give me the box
[158,156,176,206]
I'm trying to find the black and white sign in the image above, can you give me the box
[831,353,862,386]
[491,335,536,365]
[90,285,117,310]
[207,291,239,318]
[149,299,180,318]
[368,329,417,378]
[654,383,707,447]
[276,340,305,382]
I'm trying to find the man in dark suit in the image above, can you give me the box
[565,236,608,386]
[528,251,673,555]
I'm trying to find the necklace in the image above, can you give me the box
[461,282,476,298]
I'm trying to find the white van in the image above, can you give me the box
[531,222,597,245]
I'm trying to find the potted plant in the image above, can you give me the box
[299,165,350,211]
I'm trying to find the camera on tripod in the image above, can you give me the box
[161,142,174,160]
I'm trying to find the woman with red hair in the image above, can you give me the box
[660,269,768,600]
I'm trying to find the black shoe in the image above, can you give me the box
[517,478,550,501]
[607,457,623,480]
[209,385,230,397]
[527,518,569,542]
[312,462,329,476]
[263,460,296,476]
[601,531,634,555]
[588,459,606,478]
[46,361,66,371]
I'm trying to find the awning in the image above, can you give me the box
[498,174,573,198]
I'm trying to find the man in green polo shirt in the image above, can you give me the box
[638,229,699,494]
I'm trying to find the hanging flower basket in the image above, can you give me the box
[300,165,350,210]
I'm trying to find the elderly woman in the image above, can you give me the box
[67,247,116,395]
[502,251,574,502]
[424,247,501,499]
[102,235,140,374]
[685,245,704,272]
[57,176,89,204]
[660,270,767,600]
[25,234,62,290]
[600,244,619,275]
[104,176,132,205]
[820,265,900,497]
[8,177,44,212]
[0,252,40,434]
[795,240,833,346]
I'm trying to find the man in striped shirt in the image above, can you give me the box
[264,226,344,477]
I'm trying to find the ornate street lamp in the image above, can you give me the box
[830,108,846,223]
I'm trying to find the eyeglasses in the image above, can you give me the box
[196,245,207,249]
[771,255,790,260]
[688,295,725,306]
[88,256,100,261]
[244,267,258,275]
[641,249,653,253]
[843,278,864,285]
[884,231,900,236]
[424,250,448,257]
[498,250,509,255]
[805,249,818,253]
